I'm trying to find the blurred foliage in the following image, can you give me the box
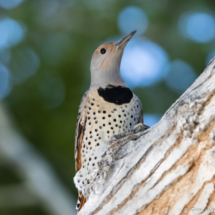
[0,207,46,215]
[0,0,215,214]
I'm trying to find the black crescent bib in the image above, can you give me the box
[97,84,133,105]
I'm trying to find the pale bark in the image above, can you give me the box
[78,57,215,215]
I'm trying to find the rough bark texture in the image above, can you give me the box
[78,57,215,215]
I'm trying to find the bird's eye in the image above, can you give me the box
[100,48,106,54]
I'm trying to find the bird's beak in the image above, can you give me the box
[116,30,136,49]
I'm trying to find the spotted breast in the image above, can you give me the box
[74,85,143,199]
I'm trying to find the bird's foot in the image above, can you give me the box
[132,123,150,133]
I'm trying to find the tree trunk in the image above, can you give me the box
[78,57,215,215]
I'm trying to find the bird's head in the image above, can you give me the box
[90,30,136,89]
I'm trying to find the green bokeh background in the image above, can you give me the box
[0,0,215,214]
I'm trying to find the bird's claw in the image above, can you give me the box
[132,123,150,133]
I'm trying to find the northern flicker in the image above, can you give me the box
[74,30,147,211]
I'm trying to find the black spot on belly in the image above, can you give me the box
[97,85,133,105]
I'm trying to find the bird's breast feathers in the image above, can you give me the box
[74,86,142,197]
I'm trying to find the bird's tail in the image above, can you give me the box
[76,191,86,211]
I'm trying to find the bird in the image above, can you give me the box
[74,30,148,211]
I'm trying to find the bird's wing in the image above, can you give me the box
[134,95,144,124]
[75,91,88,172]
[133,95,150,132]
[75,91,89,210]
[136,96,151,130]
[138,108,144,124]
